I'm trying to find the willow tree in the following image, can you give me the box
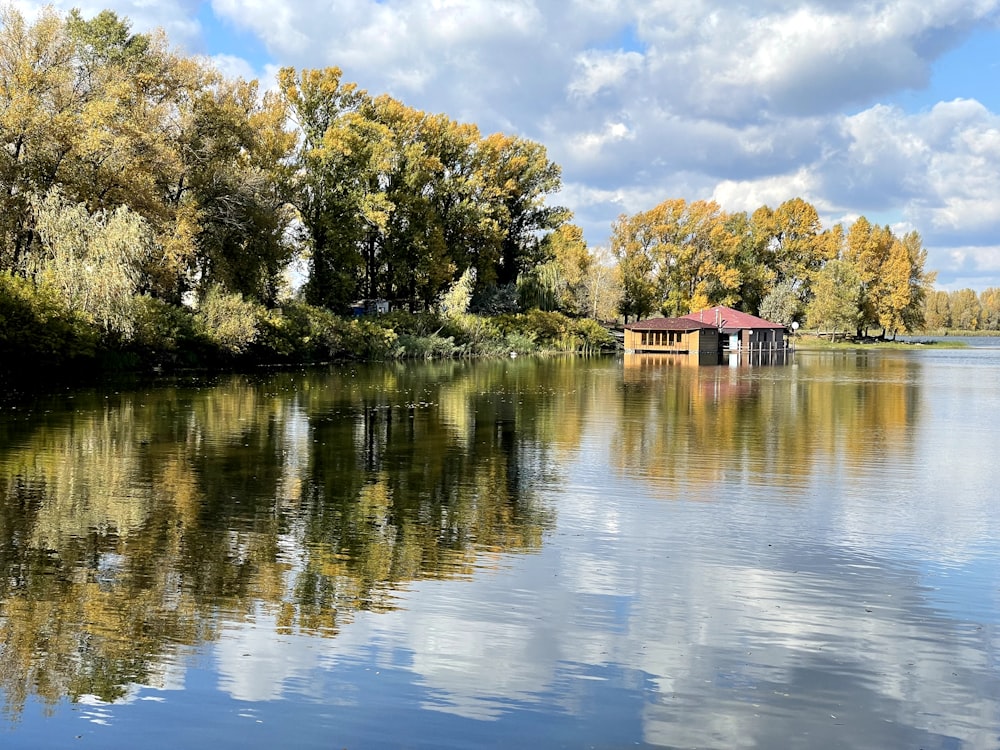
[30,188,155,340]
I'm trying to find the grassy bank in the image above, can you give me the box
[0,275,616,380]
[792,332,969,350]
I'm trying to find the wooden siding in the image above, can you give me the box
[624,327,719,354]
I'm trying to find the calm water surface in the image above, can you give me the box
[0,349,998,749]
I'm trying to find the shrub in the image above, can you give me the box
[339,318,399,360]
[572,318,615,353]
[395,332,459,359]
[194,285,265,356]
[0,273,97,369]
[131,295,200,364]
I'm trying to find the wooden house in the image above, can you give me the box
[623,317,720,355]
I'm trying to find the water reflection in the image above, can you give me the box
[1,352,999,749]
[0,361,559,716]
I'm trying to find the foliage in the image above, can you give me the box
[472,283,519,315]
[806,260,862,338]
[438,267,476,317]
[278,66,566,313]
[130,294,200,364]
[28,188,155,341]
[0,272,97,368]
[193,285,264,355]
[759,279,801,328]
[610,194,933,338]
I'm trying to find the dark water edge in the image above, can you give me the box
[1,351,999,749]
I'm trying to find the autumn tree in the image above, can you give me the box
[806,259,862,339]
[744,199,842,316]
[581,245,622,322]
[922,290,951,330]
[476,133,566,287]
[844,219,932,337]
[948,288,982,331]
[844,217,895,336]
[610,211,658,322]
[979,288,1000,330]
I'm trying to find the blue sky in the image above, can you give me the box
[16,0,1000,291]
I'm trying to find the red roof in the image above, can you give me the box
[624,316,717,331]
[681,306,785,330]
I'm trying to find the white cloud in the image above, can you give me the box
[568,49,644,99]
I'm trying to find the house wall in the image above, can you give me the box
[739,329,786,351]
[624,328,721,356]
[624,329,692,353]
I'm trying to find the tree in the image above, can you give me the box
[581,245,622,322]
[278,66,371,312]
[979,288,1000,330]
[610,211,657,322]
[179,78,296,304]
[806,260,861,339]
[0,6,210,300]
[923,290,951,330]
[897,230,935,335]
[0,5,77,269]
[844,217,894,336]
[948,288,981,331]
[29,188,155,340]
[475,133,567,287]
[759,279,801,328]
[545,223,590,314]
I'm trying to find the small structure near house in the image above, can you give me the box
[350,299,391,317]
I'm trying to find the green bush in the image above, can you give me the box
[131,295,200,364]
[572,318,615,353]
[194,285,265,356]
[338,318,399,360]
[395,332,459,359]
[0,273,97,369]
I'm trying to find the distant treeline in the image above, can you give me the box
[923,288,1000,331]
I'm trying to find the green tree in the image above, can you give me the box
[179,78,296,304]
[278,66,371,312]
[610,211,658,322]
[806,260,861,339]
[759,278,801,327]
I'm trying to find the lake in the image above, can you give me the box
[1,345,998,749]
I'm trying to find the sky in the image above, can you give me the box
[12,0,1000,291]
